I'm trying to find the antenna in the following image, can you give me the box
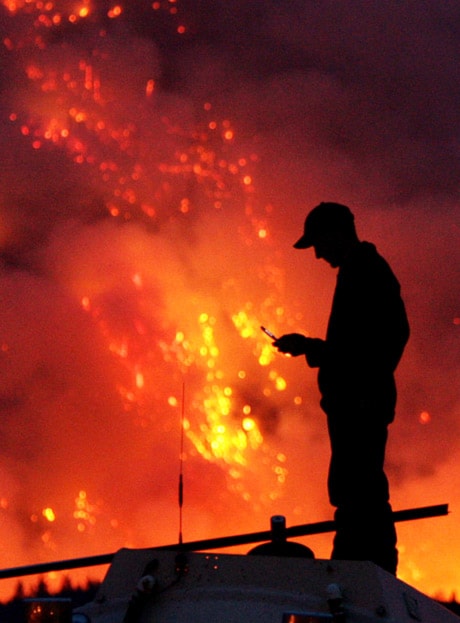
[178,382,185,545]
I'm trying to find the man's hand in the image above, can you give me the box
[273,334,325,366]
[273,333,310,357]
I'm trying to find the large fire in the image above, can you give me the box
[0,0,459,604]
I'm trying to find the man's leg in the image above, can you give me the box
[327,413,397,574]
[331,503,398,574]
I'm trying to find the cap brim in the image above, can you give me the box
[293,235,312,249]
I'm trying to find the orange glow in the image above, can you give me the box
[0,0,458,608]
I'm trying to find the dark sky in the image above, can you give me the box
[0,0,459,599]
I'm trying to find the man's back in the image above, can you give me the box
[318,241,410,419]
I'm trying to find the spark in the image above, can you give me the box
[42,507,56,522]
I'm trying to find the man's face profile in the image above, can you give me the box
[312,230,347,268]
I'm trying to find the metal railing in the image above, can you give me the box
[0,503,448,580]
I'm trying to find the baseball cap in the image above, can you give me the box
[293,202,355,249]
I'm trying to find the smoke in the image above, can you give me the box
[0,0,459,600]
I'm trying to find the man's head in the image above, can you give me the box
[293,202,358,267]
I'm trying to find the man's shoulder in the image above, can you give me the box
[343,241,400,287]
[356,240,378,258]
[353,241,392,269]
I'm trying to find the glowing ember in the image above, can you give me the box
[73,490,98,533]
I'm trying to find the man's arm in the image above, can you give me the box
[273,334,326,367]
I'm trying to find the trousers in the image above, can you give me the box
[325,404,398,575]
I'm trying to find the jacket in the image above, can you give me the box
[312,241,410,420]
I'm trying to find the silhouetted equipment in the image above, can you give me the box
[248,515,315,558]
[178,382,185,546]
[75,546,460,622]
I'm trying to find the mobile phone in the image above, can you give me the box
[260,326,277,340]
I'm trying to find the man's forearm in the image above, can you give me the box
[273,334,326,365]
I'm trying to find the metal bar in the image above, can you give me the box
[391,503,449,523]
[157,503,449,551]
[0,503,448,580]
[0,553,115,580]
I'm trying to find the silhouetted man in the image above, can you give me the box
[273,202,409,575]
